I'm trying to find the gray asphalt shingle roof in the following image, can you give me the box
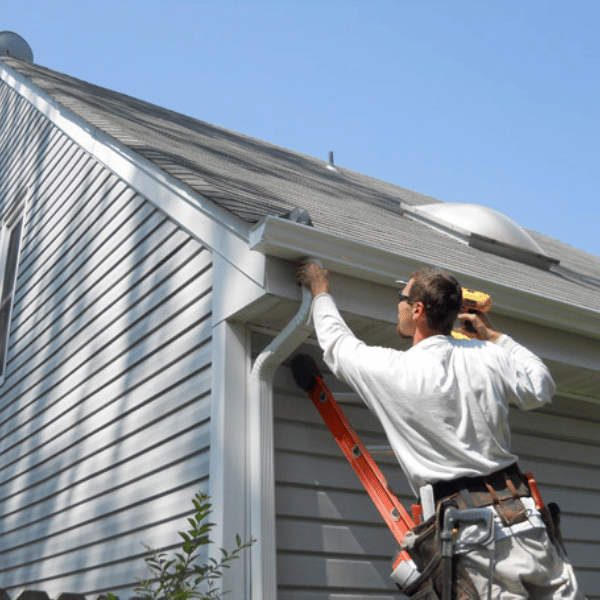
[4,57,600,313]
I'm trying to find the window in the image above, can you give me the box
[0,189,29,382]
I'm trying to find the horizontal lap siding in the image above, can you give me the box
[0,82,213,596]
[274,368,410,600]
[273,366,600,600]
[509,397,600,598]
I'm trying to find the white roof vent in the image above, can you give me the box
[408,202,559,269]
[0,31,34,63]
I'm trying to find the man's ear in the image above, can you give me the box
[412,301,427,325]
[412,301,425,317]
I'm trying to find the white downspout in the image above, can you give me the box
[248,280,315,600]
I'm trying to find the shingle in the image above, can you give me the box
[3,57,600,311]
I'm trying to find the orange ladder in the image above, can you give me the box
[291,353,415,565]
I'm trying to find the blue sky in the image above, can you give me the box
[3,1,600,258]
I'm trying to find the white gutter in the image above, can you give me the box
[249,216,600,340]
[248,282,314,600]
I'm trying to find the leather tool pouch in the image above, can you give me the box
[540,502,567,555]
[405,578,440,600]
[448,467,530,527]
[401,465,534,599]
[400,504,480,600]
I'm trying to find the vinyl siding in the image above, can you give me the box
[0,80,214,596]
[274,368,414,600]
[273,366,600,600]
[511,396,600,597]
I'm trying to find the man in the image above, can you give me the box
[297,262,585,600]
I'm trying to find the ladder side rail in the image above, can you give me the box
[304,374,414,561]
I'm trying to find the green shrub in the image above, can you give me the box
[108,493,254,600]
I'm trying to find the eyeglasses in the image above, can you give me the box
[398,293,415,304]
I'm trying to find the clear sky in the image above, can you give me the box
[3,1,600,259]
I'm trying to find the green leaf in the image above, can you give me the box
[131,491,254,600]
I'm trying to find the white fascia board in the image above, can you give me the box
[250,215,425,286]
[250,216,600,342]
[0,60,265,286]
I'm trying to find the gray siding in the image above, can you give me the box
[0,82,213,595]
[514,396,600,598]
[273,367,600,600]
[274,368,415,600]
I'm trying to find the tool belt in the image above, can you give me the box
[429,462,531,526]
[400,502,482,600]
[399,465,565,599]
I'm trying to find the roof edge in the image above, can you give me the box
[249,215,600,340]
[0,58,265,285]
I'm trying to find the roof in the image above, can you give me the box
[2,56,600,316]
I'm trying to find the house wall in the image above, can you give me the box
[272,357,600,600]
[0,80,214,596]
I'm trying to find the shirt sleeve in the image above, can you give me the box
[494,334,556,410]
[311,293,361,381]
[312,294,556,414]
[311,293,398,389]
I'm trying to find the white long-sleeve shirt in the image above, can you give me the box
[312,293,556,495]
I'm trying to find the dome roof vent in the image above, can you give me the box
[0,31,34,63]
[408,202,559,269]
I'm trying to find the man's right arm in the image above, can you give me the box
[495,334,556,409]
[311,293,364,382]
[297,261,353,377]
[457,311,502,342]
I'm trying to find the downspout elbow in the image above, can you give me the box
[252,284,314,381]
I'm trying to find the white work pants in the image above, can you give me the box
[460,526,585,599]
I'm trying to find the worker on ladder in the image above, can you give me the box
[297,262,585,600]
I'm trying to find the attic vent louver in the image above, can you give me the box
[0,31,34,63]
[407,202,559,270]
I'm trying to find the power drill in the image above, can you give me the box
[459,288,492,335]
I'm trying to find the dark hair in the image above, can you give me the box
[409,268,462,334]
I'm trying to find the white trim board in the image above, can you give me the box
[0,59,265,287]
